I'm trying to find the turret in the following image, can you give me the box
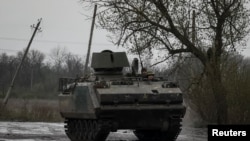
[91,50,129,75]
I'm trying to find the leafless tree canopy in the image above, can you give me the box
[85,0,250,64]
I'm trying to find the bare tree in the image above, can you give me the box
[83,0,250,124]
[64,53,84,77]
[29,50,45,90]
[49,46,67,74]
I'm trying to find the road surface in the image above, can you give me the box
[0,122,207,141]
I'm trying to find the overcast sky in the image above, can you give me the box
[0,0,250,59]
[0,0,127,58]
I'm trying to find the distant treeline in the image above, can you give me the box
[0,47,85,99]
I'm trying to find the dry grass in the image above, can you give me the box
[0,98,63,122]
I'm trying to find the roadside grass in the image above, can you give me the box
[0,99,63,122]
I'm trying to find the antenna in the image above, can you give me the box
[83,5,97,76]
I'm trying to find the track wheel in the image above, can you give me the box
[64,119,110,141]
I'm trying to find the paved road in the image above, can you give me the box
[0,122,207,141]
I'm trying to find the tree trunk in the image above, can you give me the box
[206,63,228,124]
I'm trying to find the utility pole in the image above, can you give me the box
[2,19,42,107]
[192,10,196,45]
[83,4,97,76]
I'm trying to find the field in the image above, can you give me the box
[0,98,63,122]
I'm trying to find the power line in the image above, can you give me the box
[0,48,19,52]
[0,36,115,46]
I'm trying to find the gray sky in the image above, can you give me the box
[0,0,126,58]
[0,0,250,59]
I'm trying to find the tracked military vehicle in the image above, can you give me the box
[58,50,186,141]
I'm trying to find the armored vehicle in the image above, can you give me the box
[58,50,186,141]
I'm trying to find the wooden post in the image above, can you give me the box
[2,19,42,107]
